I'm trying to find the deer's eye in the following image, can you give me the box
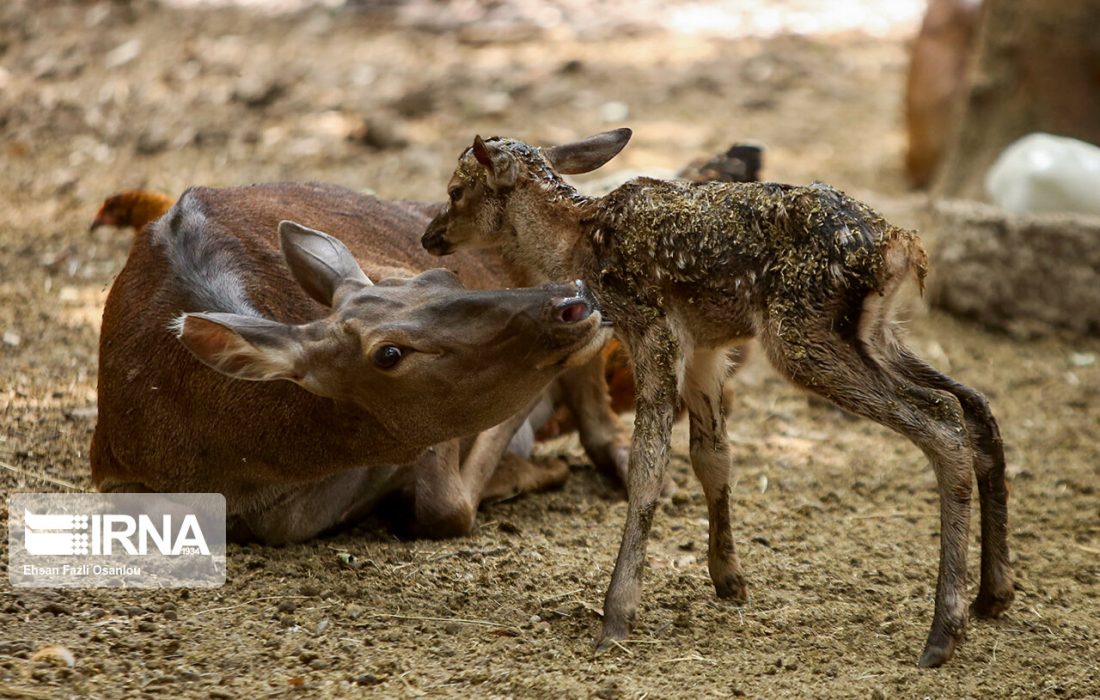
[448,185,464,204]
[372,345,404,369]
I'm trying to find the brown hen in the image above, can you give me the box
[90,189,176,235]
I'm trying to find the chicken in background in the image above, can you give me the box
[90,189,176,234]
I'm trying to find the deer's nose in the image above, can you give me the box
[556,297,591,323]
[421,215,453,256]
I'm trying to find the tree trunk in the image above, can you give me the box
[934,0,1100,200]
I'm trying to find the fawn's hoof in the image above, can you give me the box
[595,613,633,653]
[971,589,1014,619]
[917,641,957,668]
[715,572,749,604]
[594,628,628,654]
[918,626,963,668]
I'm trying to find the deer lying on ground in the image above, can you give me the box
[421,129,1013,667]
[92,182,613,544]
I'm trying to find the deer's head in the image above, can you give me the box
[176,221,607,447]
[421,129,632,256]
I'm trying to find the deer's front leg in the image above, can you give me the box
[557,353,631,485]
[598,323,680,650]
[412,439,474,538]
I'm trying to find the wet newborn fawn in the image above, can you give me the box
[422,128,1013,667]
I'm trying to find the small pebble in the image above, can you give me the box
[105,39,141,69]
[39,602,70,616]
[30,645,75,668]
[600,101,629,123]
[1069,352,1096,367]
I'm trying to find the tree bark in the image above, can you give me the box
[934,0,1100,200]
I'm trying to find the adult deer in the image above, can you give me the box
[422,129,1013,667]
[91,182,611,544]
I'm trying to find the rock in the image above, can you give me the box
[557,59,584,75]
[233,74,286,109]
[30,645,75,668]
[105,40,141,70]
[1069,352,1096,367]
[600,100,630,123]
[277,600,297,614]
[348,116,408,151]
[3,331,20,347]
[475,91,511,116]
[39,602,70,616]
[929,199,1100,338]
[136,127,170,155]
[390,86,436,118]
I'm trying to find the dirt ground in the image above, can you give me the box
[2,1,1099,698]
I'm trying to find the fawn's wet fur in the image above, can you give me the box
[422,129,1013,667]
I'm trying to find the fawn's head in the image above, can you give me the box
[176,221,607,446]
[422,129,632,256]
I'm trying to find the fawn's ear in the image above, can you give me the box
[176,312,305,382]
[544,128,632,175]
[472,135,519,192]
[278,220,373,307]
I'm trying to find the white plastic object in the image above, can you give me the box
[985,133,1100,216]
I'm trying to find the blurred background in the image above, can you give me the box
[2,1,1099,697]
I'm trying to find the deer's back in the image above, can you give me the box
[589,179,918,305]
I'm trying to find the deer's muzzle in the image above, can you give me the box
[422,212,453,256]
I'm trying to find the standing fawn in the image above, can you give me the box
[422,129,1013,667]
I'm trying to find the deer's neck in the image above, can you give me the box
[503,184,596,282]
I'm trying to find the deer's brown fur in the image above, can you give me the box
[423,130,1013,668]
[92,182,610,543]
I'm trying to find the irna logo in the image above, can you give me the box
[23,510,210,557]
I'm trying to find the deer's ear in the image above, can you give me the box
[176,313,304,382]
[471,135,518,192]
[278,220,372,307]
[544,128,632,175]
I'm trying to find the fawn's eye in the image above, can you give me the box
[372,345,404,369]
[448,186,464,204]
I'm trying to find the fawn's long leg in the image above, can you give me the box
[598,322,680,650]
[760,319,974,668]
[885,343,1014,618]
[683,347,747,602]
